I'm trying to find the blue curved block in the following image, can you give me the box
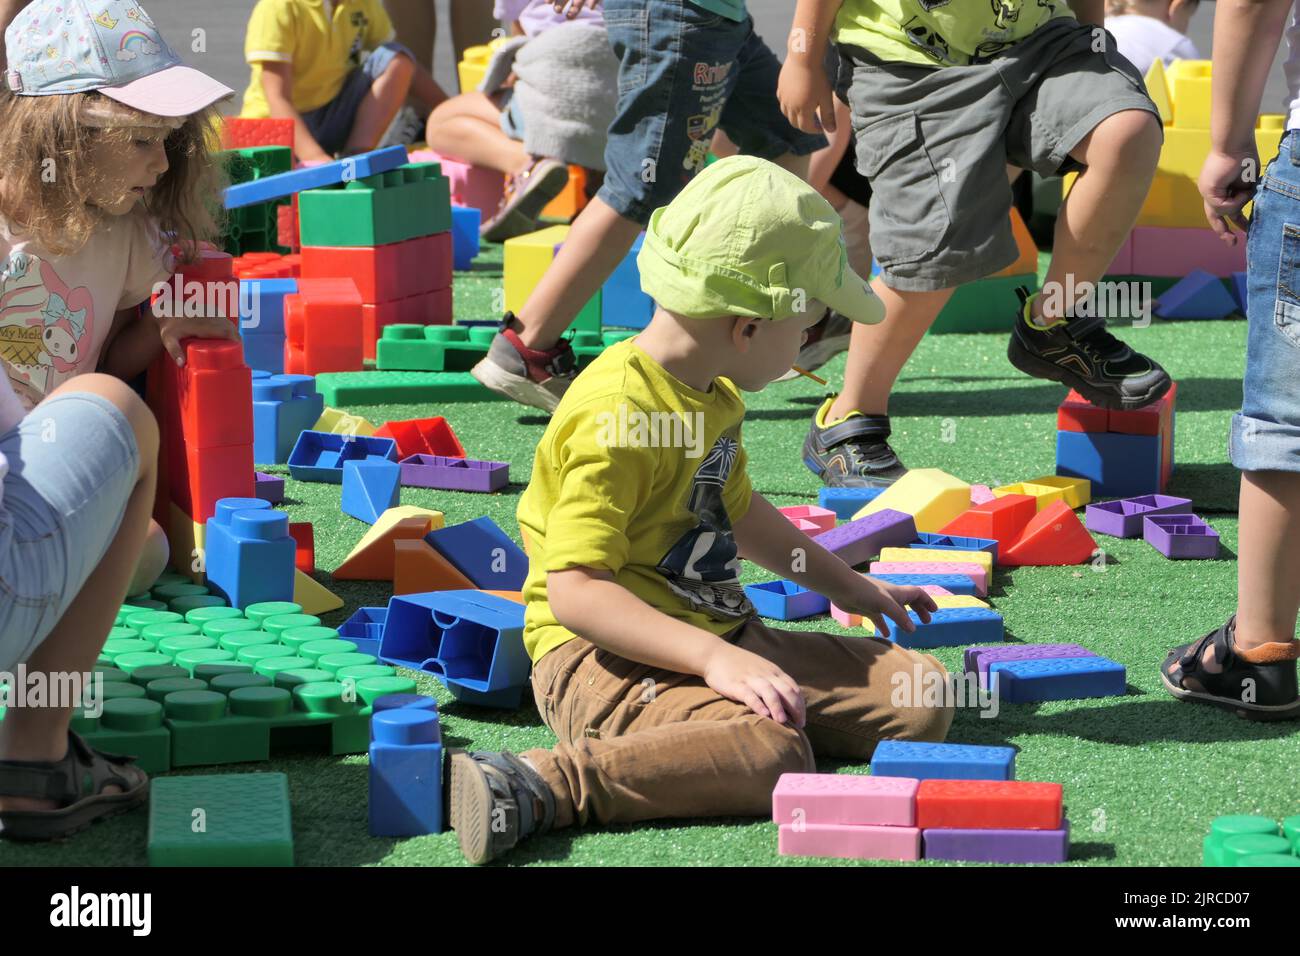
[744,580,830,621]
[890,606,1003,649]
[870,740,1015,781]
[869,573,977,597]
[989,656,1127,702]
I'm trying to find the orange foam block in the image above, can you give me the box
[940,494,1036,544]
[916,779,1064,830]
[334,506,444,580]
[393,539,475,594]
[999,500,1097,567]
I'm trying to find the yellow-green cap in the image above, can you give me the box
[637,155,883,325]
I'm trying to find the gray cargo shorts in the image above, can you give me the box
[838,18,1161,292]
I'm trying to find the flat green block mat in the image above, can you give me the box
[147,772,293,866]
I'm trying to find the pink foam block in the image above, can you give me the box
[779,505,837,535]
[773,773,919,827]
[832,585,951,627]
[778,822,921,861]
[869,561,987,596]
[1108,231,1134,275]
[970,484,996,505]
[410,149,504,214]
[1130,226,1247,278]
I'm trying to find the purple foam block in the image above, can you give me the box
[1084,494,1192,538]
[812,508,917,568]
[964,643,1097,683]
[923,818,1070,863]
[1143,514,1220,559]
[398,454,509,493]
[254,471,284,505]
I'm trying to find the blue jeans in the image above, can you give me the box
[1231,129,1300,473]
[302,42,412,156]
[597,0,826,225]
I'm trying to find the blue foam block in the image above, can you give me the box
[1056,429,1161,498]
[869,573,977,597]
[912,532,998,564]
[989,656,1127,702]
[450,205,481,270]
[889,606,1003,650]
[252,372,323,465]
[1231,271,1248,313]
[341,458,400,524]
[1153,269,1238,320]
[242,335,285,376]
[369,709,443,836]
[239,278,295,337]
[287,431,398,483]
[425,517,527,590]
[870,740,1016,781]
[743,580,830,621]
[601,233,654,329]
[339,606,387,657]
[224,145,409,209]
[204,497,295,610]
[818,486,886,519]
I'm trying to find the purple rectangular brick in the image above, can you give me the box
[964,643,1098,682]
[772,773,918,827]
[1143,514,1220,559]
[254,471,284,505]
[813,508,917,568]
[779,822,921,861]
[923,818,1070,863]
[398,454,509,493]
[1085,494,1192,538]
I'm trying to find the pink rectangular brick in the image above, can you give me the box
[772,773,919,826]
[831,586,951,627]
[869,561,987,596]
[779,822,921,861]
[1130,225,1246,278]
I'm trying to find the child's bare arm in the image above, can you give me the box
[1065,0,1103,27]
[260,62,333,163]
[777,0,843,134]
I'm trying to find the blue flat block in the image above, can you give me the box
[870,573,977,597]
[450,205,481,270]
[205,497,296,610]
[287,430,398,483]
[1056,430,1161,499]
[379,590,529,693]
[818,485,885,519]
[601,233,654,330]
[912,532,998,564]
[870,740,1016,781]
[743,580,830,621]
[1231,271,1248,314]
[339,606,387,656]
[989,656,1127,703]
[252,372,323,465]
[239,278,296,337]
[425,517,527,590]
[369,709,443,836]
[341,458,401,524]
[1153,269,1238,320]
[224,145,409,209]
[890,606,1003,650]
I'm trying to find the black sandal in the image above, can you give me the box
[0,731,149,841]
[1161,615,1300,722]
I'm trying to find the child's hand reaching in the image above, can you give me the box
[702,641,806,726]
[828,576,936,639]
[157,314,241,366]
[1199,146,1258,244]
[777,57,836,135]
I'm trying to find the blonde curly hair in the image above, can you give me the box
[0,89,225,261]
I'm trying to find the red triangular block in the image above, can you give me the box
[1000,500,1097,566]
[940,494,1036,544]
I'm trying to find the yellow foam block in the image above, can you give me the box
[880,547,993,577]
[456,37,509,94]
[340,505,446,565]
[294,569,343,615]
[934,595,990,609]
[1167,59,1212,129]
[1144,58,1171,126]
[167,502,205,583]
[993,481,1065,511]
[854,468,970,533]
[503,224,570,314]
[314,407,377,437]
[1024,475,1090,509]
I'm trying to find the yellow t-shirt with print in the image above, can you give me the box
[241,0,395,118]
[517,340,755,664]
[834,0,1075,68]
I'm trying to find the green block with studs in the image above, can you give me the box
[298,163,450,247]
[148,772,293,866]
[78,696,171,773]
[314,370,506,406]
[1203,815,1280,866]
[376,324,497,372]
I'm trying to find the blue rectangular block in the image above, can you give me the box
[369,709,443,836]
[425,517,527,590]
[450,205,480,270]
[242,334,285,375]
[912,532,998,564]
[601,233,654,329]
[205,498,296,610]
[870,740,1016,781]
[890,606,1003,650]
[252,372,324,465]
[744,580,830,621]
[818,486,886,519]
[224,145,409,209]
[869,573,977,597]
[339,607,387,657]
[989,656,1127,703]
[287,431,398,483]
[239,278,296,337]
[1056,430,1161,498]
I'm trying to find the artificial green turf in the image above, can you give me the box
[4,246,1296,868]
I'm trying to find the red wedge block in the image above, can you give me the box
[1000,500,1097,566]
[939,494,1036,544]
[917,780,1063,830]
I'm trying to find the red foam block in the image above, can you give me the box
[1000,500,1097,567]
[939,494,1036,544]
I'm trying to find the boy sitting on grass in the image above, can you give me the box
[446,156,954,864]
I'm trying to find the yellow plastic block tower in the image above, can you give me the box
[879,546,993,577]
[853,468,970,533]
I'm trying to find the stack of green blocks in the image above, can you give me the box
[298,162,451,247]
[220,146,293,256]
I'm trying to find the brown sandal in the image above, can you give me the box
[0,731,149,841]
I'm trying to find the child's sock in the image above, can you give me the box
[1022,291,1067,331]
[815,395,864,429]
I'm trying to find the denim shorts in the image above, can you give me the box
[1230,128,1300,473]
[0,392,140,671]
[596,0,826,225]
[498,89,525,140]
[302,42,412,156]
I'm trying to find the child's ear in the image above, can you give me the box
[731,316,759,349]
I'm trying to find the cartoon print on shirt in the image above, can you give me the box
[0,252,95,406]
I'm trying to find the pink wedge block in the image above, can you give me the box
[779,505,837,535]
[772,773,919,827]
[869,561,987,596]
[778,822,922,860]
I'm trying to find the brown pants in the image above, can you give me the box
[523,617,955,828]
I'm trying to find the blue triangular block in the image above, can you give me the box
[1231,271,1248,314]
[1154,269,1238,320]
[341,458,400,524]
[425,516,527,590]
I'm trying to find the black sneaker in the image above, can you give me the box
[802,397,907,488]
[777,309,854,382]
[448,749,556,864]
[1007,288,1172,410]
[1161,615,1300,722]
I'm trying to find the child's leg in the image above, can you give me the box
[126,519,170,598]
[0,375,157,806]
[424,92,530,174]
[1236,471,1300,648]
[344,47,418,155]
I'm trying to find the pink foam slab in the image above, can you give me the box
[869,561,987,596]
[410,149,504,214]
[1130,226,1246,278]
[970,484,996,506]
[832,585,953,627]
[779,822,921,861]
[1108,231,1134,275]
[779,505,837,535]
[773,773,919,827]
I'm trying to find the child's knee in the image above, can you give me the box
[894,654,957,743]
[128,521,171,596]
[1096,110,1163,169]
[382,48,416,82]
[745,714,816,781]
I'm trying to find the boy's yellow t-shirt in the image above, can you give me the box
[241,0,396,118]
[834,0,1075,68]
[517,340,756,664]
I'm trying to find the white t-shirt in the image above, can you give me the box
[1106,14,1200,79]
